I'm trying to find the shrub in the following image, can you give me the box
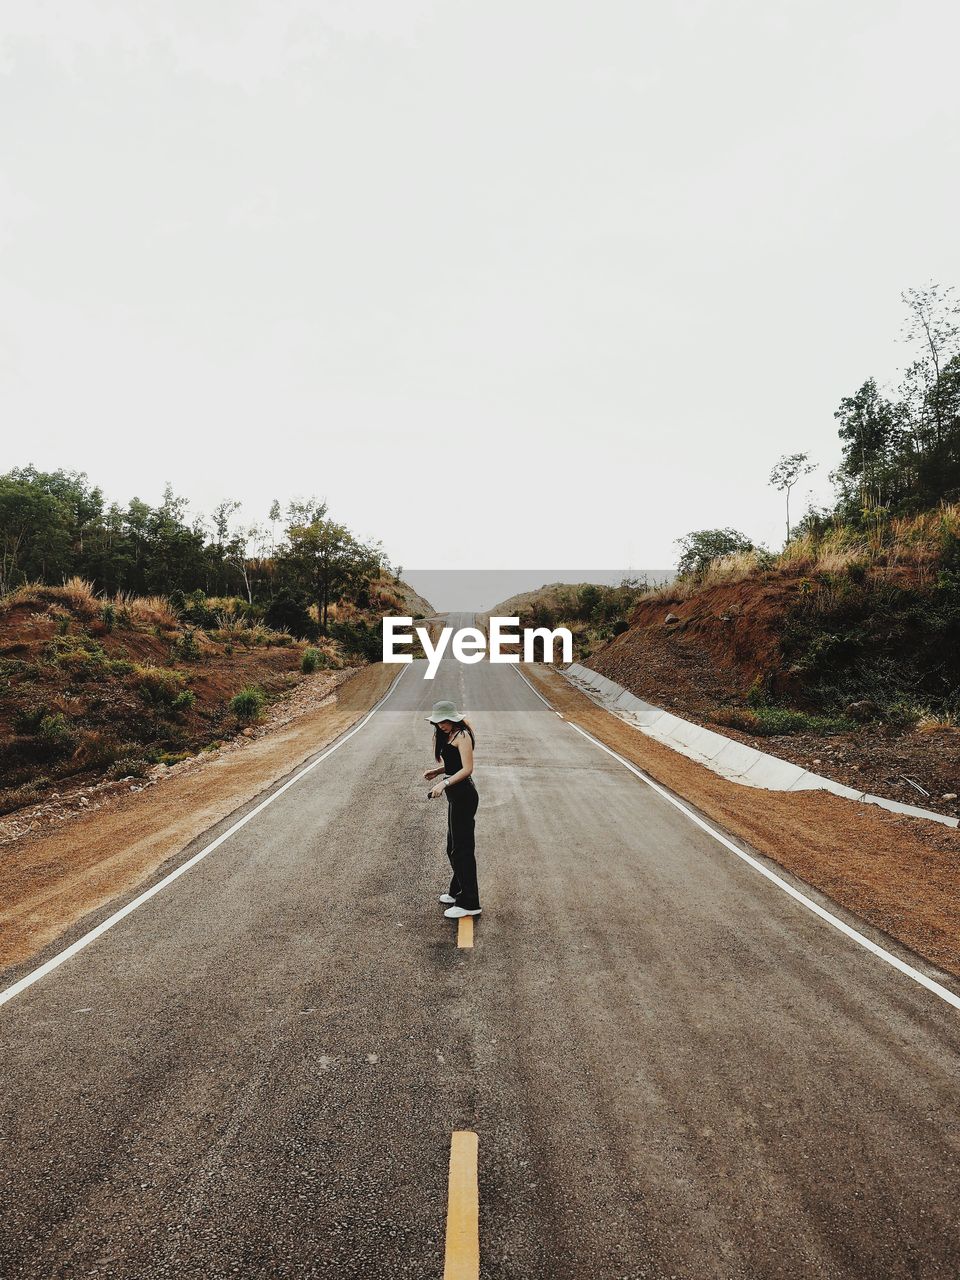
[0,777,51,815]
[100,602,115,631]
[134,665,186,708]
[0,579,98,618]
[884,701,926,729]
[0,656,31,679]
[70,729,124,772]
[37,712,74,748]
[230,685,266,722]
[60,577,100,617]
[49,633,104,656]
[712,706,854,736]
[47,634,108,679]
[106,755,151,780]
[211,619,287,648]
[329,618,381,662]
[751,707,820,735]
[301,646,324,673]
[265,589,318,641]
[208,596,259,622]
[15,704,49,733]
[675,528,754,578]
[121,594,179,629]
[172,628,202,661]
[745,675,771,708]
[150,749,191,767]
[171,689,196,712]
[58,652,101,680]
[180,589,219,629]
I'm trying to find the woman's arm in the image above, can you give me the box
[454,731,474,778]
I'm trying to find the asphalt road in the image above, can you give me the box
[1,636,959,1278]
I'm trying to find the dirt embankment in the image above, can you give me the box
[0,663,398,975]
[0,575,434,817]
[586,571,960,817]
[526,665,960,982]
[0,595,327,812]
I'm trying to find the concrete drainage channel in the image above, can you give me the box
[562,662,959,830]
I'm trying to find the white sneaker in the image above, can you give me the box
[439,893,458,904]
[444,905,482,918]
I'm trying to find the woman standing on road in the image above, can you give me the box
[424,700,482,918]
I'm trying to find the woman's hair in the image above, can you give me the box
[433,717,476,762]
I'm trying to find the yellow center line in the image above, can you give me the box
[444,1130,479,1280]
[457,916,474,949]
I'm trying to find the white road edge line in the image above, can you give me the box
[0,667,409,1010]
[513,665,960,1012]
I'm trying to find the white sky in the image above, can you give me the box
[2,0,958,573]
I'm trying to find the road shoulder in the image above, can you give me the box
[524,664,960,981]
[0,663,398,974]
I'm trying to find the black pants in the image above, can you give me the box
[446,779,480,910]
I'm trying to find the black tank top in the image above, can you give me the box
[440,731,474,791]
[440,734,463,775]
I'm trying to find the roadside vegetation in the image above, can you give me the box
[647,282,960,731]
[480,578,668,661]
[0,484,433,815]
[543,284,960,812]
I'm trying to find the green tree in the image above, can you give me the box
[279,501,383,634]
[769,452,816,542]
[140,484,207,594]
[901,282,960,446]
[0,476,72,591]
[833,379,905,514]
[675,528,754,578]
[830,287,960,518]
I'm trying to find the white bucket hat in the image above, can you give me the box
[426,699,464,724]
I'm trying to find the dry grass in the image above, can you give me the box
[917,711,960,733]
[210,616,292,647]
[801,504,960,573]
[59,577,101,616]
[205,596,246,615]
[647,551,768,598]
[371,586,404,613]
[1,580,183,632]
[669,503,960,593]
[117,594,179,629]
[700,550,770,585]
[646,578,698,603]
[0,578,100,617]
[814,547,870,573]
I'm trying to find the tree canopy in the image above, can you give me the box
[832,284,960,518]
[0,468,389,629]
[675,528,754,577]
